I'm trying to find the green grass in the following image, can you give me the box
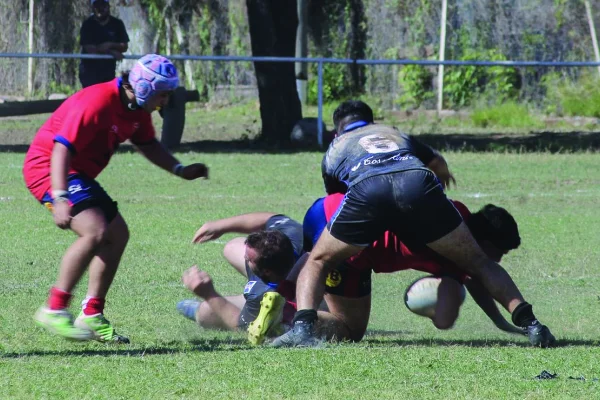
[2,98,599,150]
[1,151,600,399]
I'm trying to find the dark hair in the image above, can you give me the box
[245,230,295,279]
[332,100,374,132]
[467,204,521,251]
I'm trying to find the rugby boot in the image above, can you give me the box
[248,292,285,345]
[74,312,130,344]
[526,321,556,348]
[34,306,94,341]
[270,319,319,348]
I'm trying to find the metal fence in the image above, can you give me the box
[3,52,600,145]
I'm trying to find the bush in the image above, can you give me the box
[543,71,600,117]
[396,64,434,109]
[471,101,543,129]
[444,49,519,109]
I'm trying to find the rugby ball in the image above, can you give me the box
[404,276,466,318]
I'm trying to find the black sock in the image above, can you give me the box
[511,302,538,327]
[293,309,318,324]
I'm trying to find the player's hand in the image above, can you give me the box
[192,221,223,244]
[108,50,124,61]
[97,42,111,53]
[181,163,209,180]
[182,266,216,298]
[52,201,72,229]
[427,154,456,190]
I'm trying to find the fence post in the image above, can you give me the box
[584,0,600,78]
[437,0,448,114]
[27,0,35,96]
[317,60,324,148]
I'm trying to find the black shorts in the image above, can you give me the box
[324,262,372,298]
[328,169,463,248]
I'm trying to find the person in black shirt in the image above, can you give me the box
[272,100,555,349]
[79,0,130,88]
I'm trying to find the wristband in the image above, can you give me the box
[172,163,184,176]
[51,190,69,199]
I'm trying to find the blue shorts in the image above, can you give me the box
[41,174,119,223]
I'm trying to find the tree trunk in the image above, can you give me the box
[173,12,196,89]
[246,0,302,146]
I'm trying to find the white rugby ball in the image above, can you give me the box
[404,276,466,318]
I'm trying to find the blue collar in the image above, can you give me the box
[342,120,370,133]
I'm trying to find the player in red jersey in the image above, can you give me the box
[271,193,525,345]
[23,54,208,343]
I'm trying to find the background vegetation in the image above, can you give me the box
[3,0,600,118]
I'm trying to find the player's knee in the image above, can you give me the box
[223,238,242,263]
[82,225,110,248]
[433,313,458,330]
[348,326,367,342]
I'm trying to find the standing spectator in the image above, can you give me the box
[79,0,130,88]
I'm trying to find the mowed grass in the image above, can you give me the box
[1,150,600,399]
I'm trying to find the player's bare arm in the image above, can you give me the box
[464,277,526,335]
[50,142,72,229]
[192,213,277,244]
[426,152,456,190]
[134,139,209,180]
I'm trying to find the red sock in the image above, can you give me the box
[82,297,105,316]
[48,287,72,310]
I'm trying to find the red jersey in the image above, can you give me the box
[23,79,155,200]
[323,193,471,278]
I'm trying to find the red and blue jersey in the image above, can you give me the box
[23,78,155,200]
[303,193,472,278]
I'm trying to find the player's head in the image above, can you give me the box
[467,204,521,262]
[244,230,295,283]
[127,54,179,112]
[91,0,110,21]
[333,100,374,135]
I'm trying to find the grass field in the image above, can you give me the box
[1,118,600,398]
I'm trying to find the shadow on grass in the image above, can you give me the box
[2,337,597,358]
[1,131,600,154]
[363,337,600,348]
[0,338,251,358]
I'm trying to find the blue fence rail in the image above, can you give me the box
[4,52,600,146]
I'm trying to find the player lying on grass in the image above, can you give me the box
[23,54,209,343]
[177,197,526,345]
[278,193,526,346]
[177,213,305,344]
[273,100,554,348]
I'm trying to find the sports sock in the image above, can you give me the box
[82,296,106,316]
[292,309,318,324]
[511,301,538,327]
[48,287,73,310]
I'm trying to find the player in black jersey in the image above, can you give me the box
[272,100,555,348]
